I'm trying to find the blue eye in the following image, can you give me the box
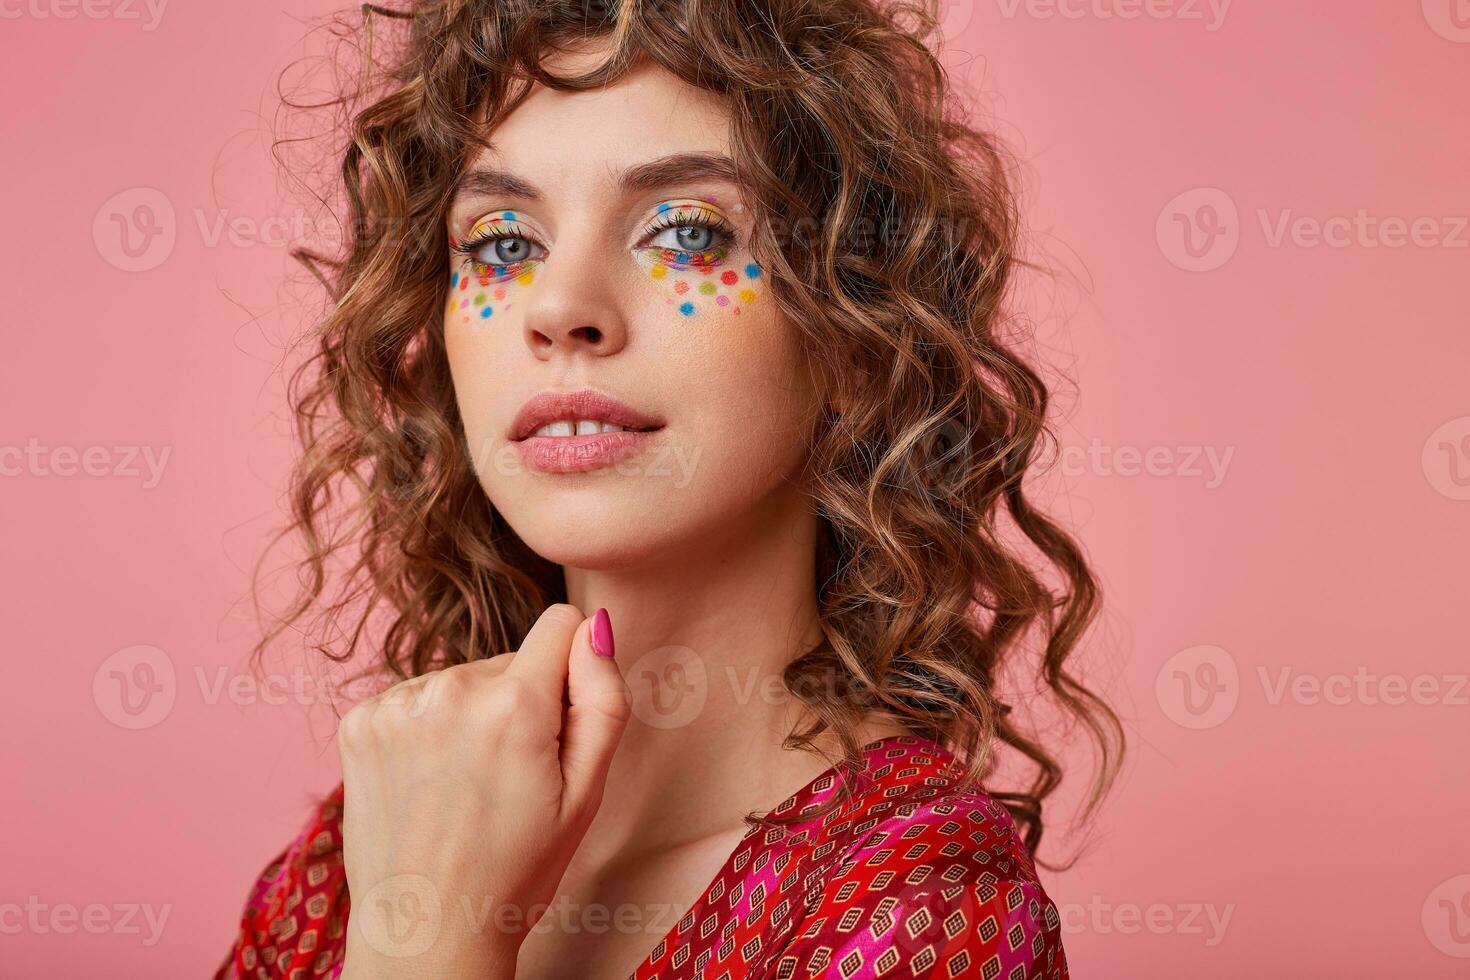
[650,224,717,252]
[452,221,545,280]
[484,237,535,264]
[642,203,737,260]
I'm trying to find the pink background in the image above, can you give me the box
[2,2,1466,976]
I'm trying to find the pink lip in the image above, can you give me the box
[509,389,665,474]
[515,429,663,473]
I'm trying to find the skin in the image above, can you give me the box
[340,44,906,980]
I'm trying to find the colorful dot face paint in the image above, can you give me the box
[446,211,536,326]
[444,198,764,326]
[639,201,763,318]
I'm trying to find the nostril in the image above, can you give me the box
[571,325,602,344]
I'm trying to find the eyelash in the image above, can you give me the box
[452,220,539,282]
[452,206,738,281]
[642,205,738,264]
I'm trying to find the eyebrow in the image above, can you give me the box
[451,151,739,203]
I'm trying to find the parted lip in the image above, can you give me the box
[509,389,665,442]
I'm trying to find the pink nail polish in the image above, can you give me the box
[591,607,615,658]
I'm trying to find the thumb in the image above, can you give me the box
[561,607,630,821]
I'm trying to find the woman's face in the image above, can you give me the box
[443,53,819,569]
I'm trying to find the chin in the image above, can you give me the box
[491,482,700,570]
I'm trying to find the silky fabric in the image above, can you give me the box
[215,734,1067,979]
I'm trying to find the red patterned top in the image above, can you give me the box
[215,735,1068,979]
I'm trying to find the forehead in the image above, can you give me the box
[470,57,733,182]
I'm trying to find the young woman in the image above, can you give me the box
[215,1,1121,977]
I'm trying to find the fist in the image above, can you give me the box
[337,604,628,979]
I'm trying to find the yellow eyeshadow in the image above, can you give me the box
[468,219,504,238]
[738,288,756,304]
[517,269,535,286]
[649,264,668,279]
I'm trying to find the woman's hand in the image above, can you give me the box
[336,604,628,979]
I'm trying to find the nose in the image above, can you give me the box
[519,241,629,360]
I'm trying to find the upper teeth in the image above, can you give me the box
[532,419,630,437]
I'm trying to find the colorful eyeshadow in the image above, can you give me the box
[656,246,724,267]
[457,210,541,285]
[679,301,695,316]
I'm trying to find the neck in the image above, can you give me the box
[561,483,843,858]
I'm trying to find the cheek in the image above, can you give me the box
[443,265,537,327]
[443,267,535,464]
[642,255,765,319]
[686,308,816,483]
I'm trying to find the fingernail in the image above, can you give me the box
[591,607,615,659]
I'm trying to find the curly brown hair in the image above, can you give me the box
[256,0,1123,863]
